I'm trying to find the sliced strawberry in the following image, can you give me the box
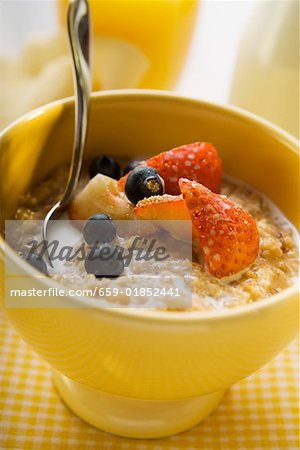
[134,194,191,241]
[179,178,259,277]
[135,195,189,220]
[118,142,222,195]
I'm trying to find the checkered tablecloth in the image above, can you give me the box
[0,311,299,450]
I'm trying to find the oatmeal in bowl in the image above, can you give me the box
[14,141,299,312]
[1,91,299,439]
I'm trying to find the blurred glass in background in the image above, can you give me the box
[58,0,198,90]
[231,0,299,138]
[0,1,298,138]
[0,0,198,130]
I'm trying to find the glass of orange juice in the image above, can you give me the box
[58,0,198,90]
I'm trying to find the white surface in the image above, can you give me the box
[0,0,256,104]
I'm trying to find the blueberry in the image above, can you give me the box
[21,252,48,275]
[122,160,143,176]
[84,245,124,279]
[89,155,121,180]
[83,214,117,245]
[125,166,165,205]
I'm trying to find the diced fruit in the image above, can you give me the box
[135,195,189,220]
[119,142,222,195]
[69,174,135,221]
[85,245,124,279]
[21,252,48,275]
[69,174,158,237]
[125,166,165,205]
[179,178,259,278]
[122,160,143,176]
[83,214,117,245]
[134,194,191,241]
[89,155,121,180]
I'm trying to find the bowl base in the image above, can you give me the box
[53,371,225,439]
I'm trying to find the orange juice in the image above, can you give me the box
[58,0,198,89]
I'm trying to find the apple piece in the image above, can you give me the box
[69,174,135,221]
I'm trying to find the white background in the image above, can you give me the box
[0,0,257,104]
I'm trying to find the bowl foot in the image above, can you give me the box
[53,371,225,439]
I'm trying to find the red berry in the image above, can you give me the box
[179,178,259,278]
[119,142,222,195]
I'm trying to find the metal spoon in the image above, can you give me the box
[42,0,92,265]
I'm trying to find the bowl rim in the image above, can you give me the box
[1,89,299,148]
[1,89,299,324]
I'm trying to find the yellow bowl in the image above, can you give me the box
[0,91,299,439]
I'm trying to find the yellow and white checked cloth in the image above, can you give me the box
[0,311,299,450]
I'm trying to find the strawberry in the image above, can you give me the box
[118,142,222,195]
[134,195,189,220]
[179,178,259,277]
[134,194,191,241]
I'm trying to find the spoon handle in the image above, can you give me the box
[63,0,92,206]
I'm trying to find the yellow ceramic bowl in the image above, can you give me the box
[0,91,299,439]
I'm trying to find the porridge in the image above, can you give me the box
[13,142,299,311]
